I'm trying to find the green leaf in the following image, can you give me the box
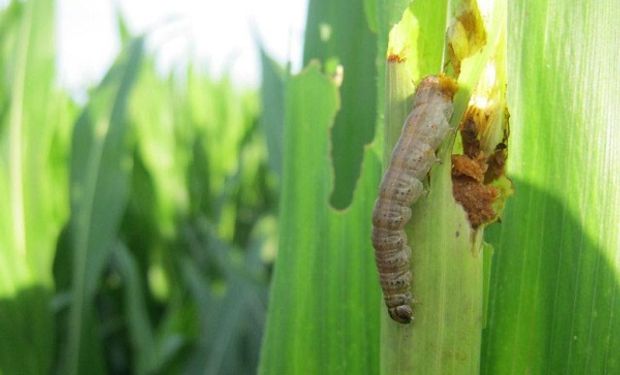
[258,63,382,374]
[60,38,144,375]
[183,70,260,241]
[0,0,60,373]
[181,221,267,375]
[110,242,157,374]
[114,5,132,46]
[364,0,378,33]
[129,58,190,237]
[303,0,377,208]
[482,1,620,373]
[258,45,285,178]
[482,242,494,329]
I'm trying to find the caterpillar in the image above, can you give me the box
[372,75,458,324]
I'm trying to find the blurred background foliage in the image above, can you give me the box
[0,0,278,373]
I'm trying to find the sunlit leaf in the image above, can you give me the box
[482,1,620,373]
[0,0,61,373]
[258,62,382,374]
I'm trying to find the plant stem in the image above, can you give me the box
[381,59,484,375]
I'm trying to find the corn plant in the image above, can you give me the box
[1,1,277,374]
[0,0,618,374]
[258,0,619,374]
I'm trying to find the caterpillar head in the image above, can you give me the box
[389,304,413,324]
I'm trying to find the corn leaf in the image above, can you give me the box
[258,62,382,374]
[258,45,285,178]
[0,0,59,373]
[482,1,620,373]
[60,38,144,375]
[303,0,377,208]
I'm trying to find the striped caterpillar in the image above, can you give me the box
[372,75,458,324]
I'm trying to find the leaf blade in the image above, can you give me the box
[0,0,60,373]
[61,38,144,375]
[482,1,620,373]
[258,62,382,375]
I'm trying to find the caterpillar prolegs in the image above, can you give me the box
[372,75,458,324]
